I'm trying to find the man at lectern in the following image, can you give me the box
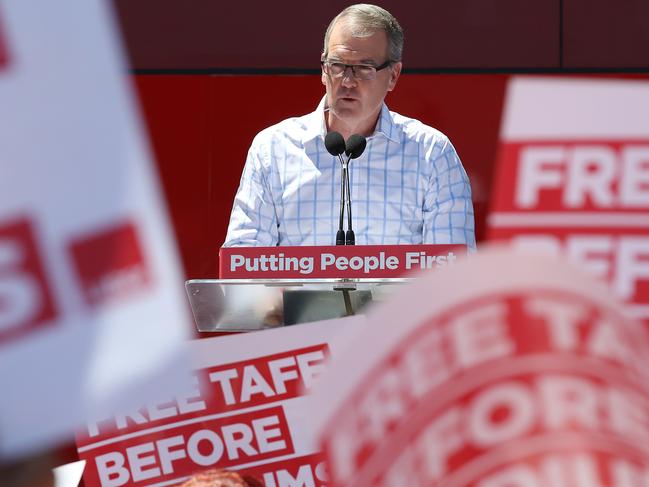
[224,3,475,249]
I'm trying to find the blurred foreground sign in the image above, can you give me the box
[488,77,649,323]
[313,248,649,486]
[0,18,8,70]
[0,7,8,69]
[0,0,190,457]
[75,318,360,487]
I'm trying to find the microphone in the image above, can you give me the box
[345,134,367,160]
[324,131,347,245]
[343,134,367,245]
[324,131,346,157]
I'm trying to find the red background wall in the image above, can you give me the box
[133,74,508,278]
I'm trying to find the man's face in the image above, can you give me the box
[322,20,401,133]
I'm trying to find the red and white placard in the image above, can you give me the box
[311,247,649,486]
[488,77,649,322]
[0,7,8,70]
[76,316,361,487]
[0,0,190,457]
[219,244,465,279]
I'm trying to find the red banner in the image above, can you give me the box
[489,227,649,319]
[489,139,649,322]
[487,78,649,328]
[81,406,294,486]
[77,337,336,486]
[219,244,466,279]
[491,140,649,214]
[244,453,328,486]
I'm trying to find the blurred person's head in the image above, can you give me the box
[321,4,403,139]
[179,468,263,487]
[0,452,58,487]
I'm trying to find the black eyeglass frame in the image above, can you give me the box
[320,59,394,79]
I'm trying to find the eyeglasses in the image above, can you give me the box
[321,59,393,80]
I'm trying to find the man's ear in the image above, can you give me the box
[387,62,402,92]
[321,54,327,86]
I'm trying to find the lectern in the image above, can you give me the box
[186,244,465,332]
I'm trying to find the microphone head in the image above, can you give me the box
[345,134,367,159]
[324,131,346,156]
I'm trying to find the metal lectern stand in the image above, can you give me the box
[185,278,410,332]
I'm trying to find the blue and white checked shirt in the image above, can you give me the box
[224,97,475,249]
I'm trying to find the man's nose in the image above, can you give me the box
[341,67,357,87]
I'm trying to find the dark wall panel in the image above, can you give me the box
[400,1,559,69]
[115,1,559,70]
[563,0,649,68]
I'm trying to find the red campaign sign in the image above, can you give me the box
[491,140,649,213]
[488,227,649,316]
[77,344,330,486]
[320,290,649,486]
[244,453,328,486]
[0,11,9,70]
[201,344,329,412]
[77,344,329,445]
[0,217,57,345]
[79,406,294,487]
[68,221,151,307]
[219,244,466,279]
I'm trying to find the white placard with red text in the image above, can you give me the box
[311,248,649,486]
[0,0,190,457]
[76,317,362,487]
[488,77,649,322]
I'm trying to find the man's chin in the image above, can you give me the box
[331,103,362,120]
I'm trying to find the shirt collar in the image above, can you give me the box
[302,96,400,144]
[302,96,328,143]
[374,102,400,143]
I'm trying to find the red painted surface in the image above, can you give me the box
[134,74,507,279]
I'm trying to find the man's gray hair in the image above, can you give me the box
[323,4,404,62]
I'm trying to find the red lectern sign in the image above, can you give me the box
[219,244,466,279]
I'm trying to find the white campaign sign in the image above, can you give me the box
[0,0,191,457]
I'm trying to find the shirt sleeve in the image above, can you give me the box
[223,140,279,247]
[422,137,476,251]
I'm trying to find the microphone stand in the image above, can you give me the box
[330,132,367,315]
[343,157,355,245]
[337,156,354,315]
[336,154,346,246]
